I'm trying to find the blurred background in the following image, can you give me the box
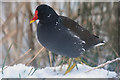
[1,1,119,74]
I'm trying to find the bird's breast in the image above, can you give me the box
[37,22,71,48]
[37,22,86,57]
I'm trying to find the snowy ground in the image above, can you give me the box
[0,64,117,79]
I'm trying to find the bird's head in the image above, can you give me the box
[30,4,58,24]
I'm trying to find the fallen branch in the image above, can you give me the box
[86,58,120,72]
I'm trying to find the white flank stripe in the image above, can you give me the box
[95,43,105,47]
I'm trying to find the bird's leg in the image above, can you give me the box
[59,64,63,71]
[79,57,89,65]
[66,58,72,71]
[78,58,84,65]
[64,57,84,75]
[64,63,76,75]
[64,58,77,75]
[59,56,66,71]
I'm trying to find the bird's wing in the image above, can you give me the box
[59,16,101,48]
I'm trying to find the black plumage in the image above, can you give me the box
[30,4,104,58]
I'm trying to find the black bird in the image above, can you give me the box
[30,4,104,58]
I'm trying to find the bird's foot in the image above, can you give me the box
[64,58,77,75]
[63,57,86,75]
[64,63,76,75]
[78,58,84,65]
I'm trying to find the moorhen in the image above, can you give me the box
[30,4,104,74]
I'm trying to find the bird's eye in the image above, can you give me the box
[47,14,51,18]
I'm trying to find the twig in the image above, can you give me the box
[0,49,31,72]
[48,51,52,67]
[17,4,26,55]
[91,3,96,35]
[0,30,17,45]
[2,43,13,74]
[81,55,97,65]
[26,47,44,66]
[86,58,120,72]
[2,3,25,30]
[108,43,119,57]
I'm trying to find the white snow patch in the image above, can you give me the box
[0,64,117,79]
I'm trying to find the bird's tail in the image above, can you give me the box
[94,35,105,47]
[95,39,105,47]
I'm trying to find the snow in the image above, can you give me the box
[0,63,117,79]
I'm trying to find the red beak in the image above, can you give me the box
[30,10,38,24]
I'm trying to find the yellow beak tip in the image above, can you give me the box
[30,20,35,24]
